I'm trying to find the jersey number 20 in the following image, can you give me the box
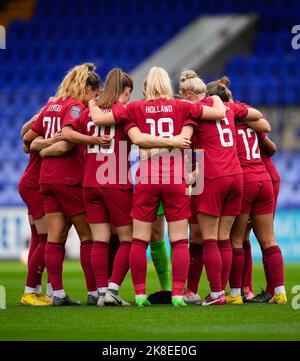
[86,122,115,154]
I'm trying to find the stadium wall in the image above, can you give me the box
[0,207,300,261]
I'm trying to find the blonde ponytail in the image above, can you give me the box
[145,66,173,100]
[55,63,100,102]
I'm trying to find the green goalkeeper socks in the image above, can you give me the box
[150,240,171,291]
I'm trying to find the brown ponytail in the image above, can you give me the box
[97,68,133,109]
[206,75,232,102]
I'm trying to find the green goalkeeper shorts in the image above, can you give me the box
[157,201,165,216]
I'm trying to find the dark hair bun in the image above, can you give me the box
[219,76,230,86]
[86,63,96,72]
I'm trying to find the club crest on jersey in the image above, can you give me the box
[70,106,82,119]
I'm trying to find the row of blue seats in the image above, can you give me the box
[34,0,298,14]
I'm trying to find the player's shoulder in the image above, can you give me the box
[81,107,91,119]
[199,96,213,106]
[64,97,85,120]
[66,97,85,108]
[234,99,252,108]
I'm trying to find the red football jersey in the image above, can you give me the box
[257,132,280,183]
[112,98,204,184]
[65,104,132,189]
[31,97,85,185]
[235,123,271,184]
[193,97,245,180]
[19,151,42,189]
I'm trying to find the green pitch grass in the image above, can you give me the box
[0,261,300,341]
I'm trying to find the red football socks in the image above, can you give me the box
[172,239,190,296]
[91,241,109,289]
[26,234,47,288]
[110,241,131,287]
[129,239,148,295]
[229,247,245,289]
[187,243,203,294]
[45,242,65,291]
[262,245,284,291]
[242,239,253,292]
[262,252,273,295]
[218,239,232,290]
[28,224,40,264]
[203,239,222,292]
[108,235,120,280]
[80,240,97,292]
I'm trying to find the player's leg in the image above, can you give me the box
[197,212,225,306]
[104,224,132,306]
[148,213,172,304]
[220,173,243,295]
[130,219,153,307]
[42,185,80,306]
[228,213,249,304]
[150,212,171,292]
[252,181,286,304]
[19,184,49,306]
[103,189,133,306]
[45,211,73,305]
[30,216,50,302]
[218,215,235,293]
[261,180,280,297]
[242,224,254,300]
[253,214,286,304]
[185,222,203,304]
[129,184,159,307]
[57,185,95,305]
[89,222,111,306]
[21,215,49,306]
[27,215,40,264]
[108,227,120,281]
[168,219,189,307]
[71,212,98,302]
[162,183,191,307]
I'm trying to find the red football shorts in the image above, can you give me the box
[196,174,243,217]
[189,195,198,224]
[241,180,274,216]
[132,183,190,222]
[83,187,133,227]
[18,184,45,220]
[40,184,85,218]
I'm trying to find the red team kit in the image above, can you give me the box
[19,64,286,308]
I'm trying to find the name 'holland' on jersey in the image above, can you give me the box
[145,105,173,113]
